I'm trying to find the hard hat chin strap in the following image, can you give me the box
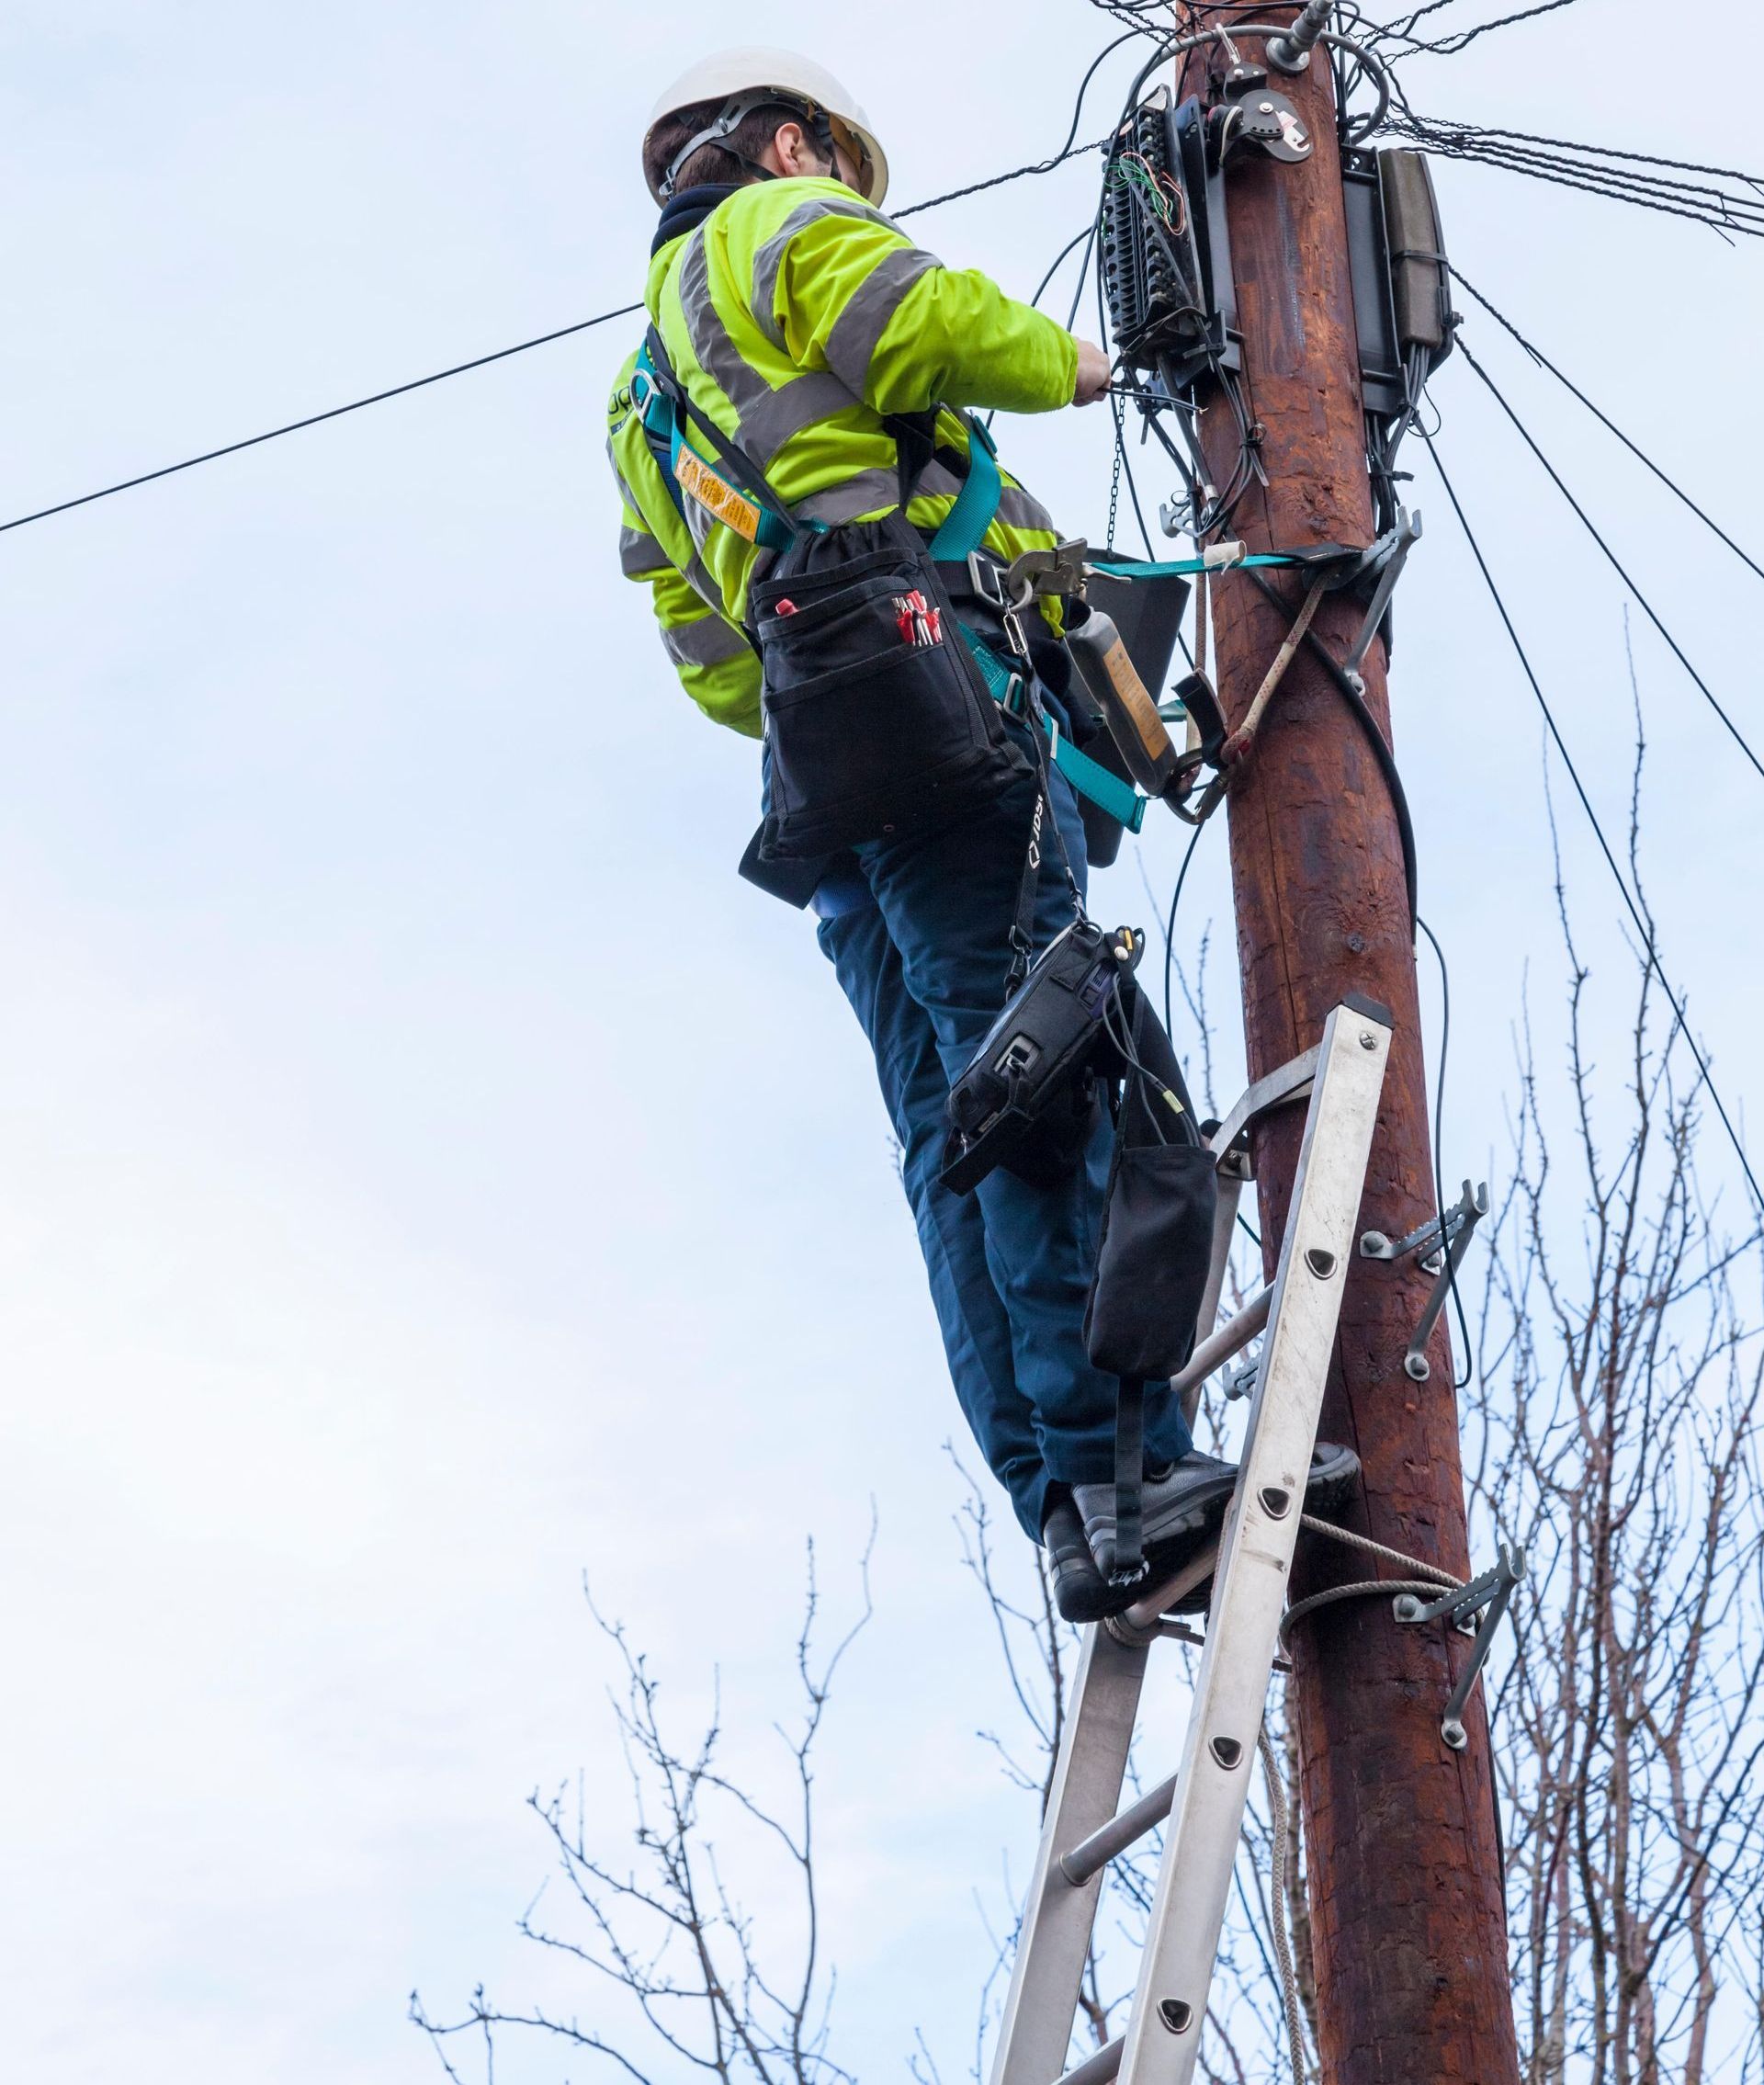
[660,88,841,201]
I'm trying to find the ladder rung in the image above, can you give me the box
[1057,2034,1123,2085]
[1123,1536,1221,1634]
[1167,1284,1272,1404]
[1058,1772,1178,1887]
[1207,1041,1320,1159]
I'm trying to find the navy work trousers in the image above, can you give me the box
[813,710,1193,1539]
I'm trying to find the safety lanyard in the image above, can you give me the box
[1088,550,1307,580]
[922,421,1150,837]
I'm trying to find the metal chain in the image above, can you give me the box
[1107,428,1125,552]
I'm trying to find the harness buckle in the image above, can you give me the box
[628,361,673,436]
[966,550,1011,614]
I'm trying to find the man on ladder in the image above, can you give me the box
[605,48,1349,1618]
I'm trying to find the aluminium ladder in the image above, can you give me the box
[990,998,1392,2085]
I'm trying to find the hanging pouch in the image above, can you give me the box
[1083,983,1217,1380]
[1084,1141,1217,1379]
[752,511,1023,860]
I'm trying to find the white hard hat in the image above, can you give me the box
[643,47,888,207]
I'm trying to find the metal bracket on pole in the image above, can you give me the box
[1394,1541,1526,1751]
[1361,1177,1488,1381]
[1267,0,1334,73]
[1340,506,1421,692]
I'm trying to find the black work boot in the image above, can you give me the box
[1073,1441,1363,1585]
[1042,1490,1139,1624]
[1072,1451,1240,1583]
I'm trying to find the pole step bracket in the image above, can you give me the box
[1394,1541,1526,1750]
[1361,1177,1489,1380]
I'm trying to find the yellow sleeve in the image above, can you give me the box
[616,493,763,739]
[771,209,1079,417]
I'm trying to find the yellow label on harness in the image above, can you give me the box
[675,448,763,543]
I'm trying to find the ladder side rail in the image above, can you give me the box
[1116,1003,1391,2084]
[989,1625,1152,2085]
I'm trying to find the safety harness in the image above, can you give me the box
[629,327,1334,849]
[633,334,1169,833]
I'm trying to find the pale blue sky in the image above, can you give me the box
[2,4,1758,2079]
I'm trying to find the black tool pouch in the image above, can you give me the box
[639,323,1023,864]
[1084,982,1216,1584]
[941,918,1134,1197]
[1083,983,1217,1381]
[752,510,1023,861]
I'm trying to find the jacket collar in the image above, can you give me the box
[650,182,742,257]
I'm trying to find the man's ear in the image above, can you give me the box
[767,119,829,179]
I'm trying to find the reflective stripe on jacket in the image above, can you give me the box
[606,176,1080,740]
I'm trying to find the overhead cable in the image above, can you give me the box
[1370,0,1584,59]
[2,135,1111,541]
[1387,111,1764,239]
[0,305,645,538]
[1446,266,1764,587]
[1454,337,1764,783]
[892,136,1107,222]
[1420,428,1764,1216]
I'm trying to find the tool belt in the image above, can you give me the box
[635,327,1026,862]
[750,513,1024,859]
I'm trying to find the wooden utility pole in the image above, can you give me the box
[1170,9,1520,2079]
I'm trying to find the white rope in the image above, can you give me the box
[1297,1513,1464,1588]
[1259,1724,1310,2080]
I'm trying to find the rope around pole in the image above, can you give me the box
[1276,1515,1464,1655]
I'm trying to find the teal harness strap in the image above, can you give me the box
[961,616,1148,837]
[925,417,1148,835]
[632,341,803,554]
[926,414,1004,564]
[1048,728,1147,833]
[1088,552,1304,579]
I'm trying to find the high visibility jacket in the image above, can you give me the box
[605,176,1080,739]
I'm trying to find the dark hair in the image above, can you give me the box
[644,96,830,199]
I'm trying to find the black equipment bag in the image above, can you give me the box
[941,917,1137,1196]
[750,511,1025,860]
[1082,983,1216,1383]
[639,327,1023,866]
[1084,982,1217,1582]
